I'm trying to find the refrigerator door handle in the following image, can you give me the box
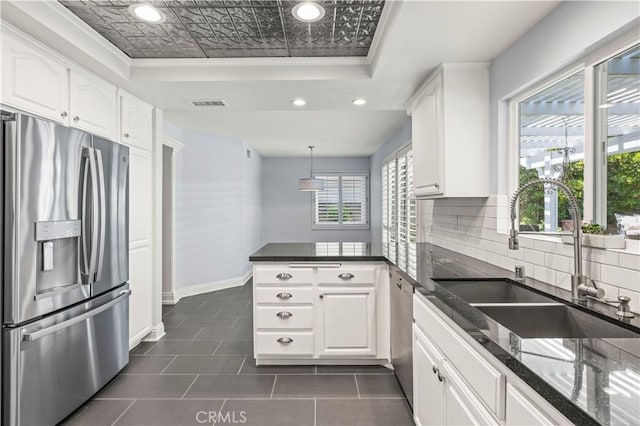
[80,153,90,279]
[95,148,106,282]
[22,290,131,342]
[81,147,99,285]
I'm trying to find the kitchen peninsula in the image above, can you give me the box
[250,242,640,426]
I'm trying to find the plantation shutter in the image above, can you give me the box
[313,172,369,228]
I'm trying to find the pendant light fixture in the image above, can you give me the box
[299,146,324,191]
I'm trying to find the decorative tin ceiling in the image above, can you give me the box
[59,0,385,58]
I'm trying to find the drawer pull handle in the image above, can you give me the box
[338,273,355,280]
[277,337,293,344]
[276,311,293,319]
[276,272,293,280]
[276,292,292,300]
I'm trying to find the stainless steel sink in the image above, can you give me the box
[438,280,555,304]
[475,304,638,339]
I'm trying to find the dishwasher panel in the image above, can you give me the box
[391,272,413,408]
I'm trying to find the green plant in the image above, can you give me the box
[582,223,605,235]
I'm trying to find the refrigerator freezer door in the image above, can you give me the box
[3,113,92,325]
[91,136,129,296]
[2,284,130,426]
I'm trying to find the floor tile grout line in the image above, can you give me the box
[109,398,136,426]
[211,340,224,356]
[270,375,278,399]
[219,398,228,412]
[181,375,199,399]
[237,355,247,375]
[354,374,361,399]
[159,355,178,375]
[141,341,160,355]
[192,327,205,341]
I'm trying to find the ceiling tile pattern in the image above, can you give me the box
[59,0,385,58]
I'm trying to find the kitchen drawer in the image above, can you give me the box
[255,306,313,330]
[317,267,376,285]
[254,267,313,285]
[414,294,506,419]
[255,287,314,304]
[255,332,314,357]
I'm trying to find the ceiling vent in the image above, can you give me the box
[189,100,228,107]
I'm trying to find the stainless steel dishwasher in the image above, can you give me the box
[391,270,414,408]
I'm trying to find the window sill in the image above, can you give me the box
[517,232,640,255]
[312,224,370,231]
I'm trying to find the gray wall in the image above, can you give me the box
[369,119,412,245]
[489,1,639,194]
[261,157,372,242]
[164,121,263,289]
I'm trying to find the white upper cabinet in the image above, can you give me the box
[1,34,69,124]
[408,63,490,199]
[69,70,117,140]
[119,91,153,150]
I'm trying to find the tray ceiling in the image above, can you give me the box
[59,0,385,58]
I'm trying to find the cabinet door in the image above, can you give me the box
[69,70,117,139]
[128,147,153,345]
[506,384,554,426]
[442,361,499,426]
[120,91,153,150]
[412,73,443,197]
[1,35,69,123]
[413,324,443,426]
[317,287,376,356]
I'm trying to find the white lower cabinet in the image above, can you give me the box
[413,293,571,426]
[317,286,376,356]
[252,263,387,362]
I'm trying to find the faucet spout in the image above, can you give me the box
[508,178,589,302]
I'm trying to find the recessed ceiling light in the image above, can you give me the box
[292,2,325,23]
[352,98,367,106]
[128,2,166,23]
[292,98,307,106]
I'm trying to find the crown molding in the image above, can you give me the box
[0,0,131,80]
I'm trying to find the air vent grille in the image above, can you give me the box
[190,100,228,107]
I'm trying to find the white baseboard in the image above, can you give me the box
[129,326,151,351]
[163,270,252,305]
[143,321,166,342]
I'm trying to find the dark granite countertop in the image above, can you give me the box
[250,242,640,425]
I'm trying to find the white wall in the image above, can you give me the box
[261,157,372,242]
[369,118,412,245]
[164,121,262,291]
[489,1,640,193]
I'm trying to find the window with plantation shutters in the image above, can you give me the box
[382,145,417,277]
[312,172,369,229]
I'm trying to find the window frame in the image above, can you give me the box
[507,31,639,235]
[311,170,370,230]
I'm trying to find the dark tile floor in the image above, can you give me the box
[62,280,414,426]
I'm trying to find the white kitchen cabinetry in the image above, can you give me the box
[1,34,69,124]
[1,32,118,139]
[119,91,153,149]
[121,91,155,347]
[252,263,389,363]
[413,293,570,426]
[69,70,117,140]
[413,323,497,426]
[317,286,376,356]
[408,63,490,199]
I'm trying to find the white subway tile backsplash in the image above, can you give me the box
[600,265,640,292]
[419,196,639,301]
[619,253,640,270]
[583,248,619,266]
[533,265,556,284]
[544,253,572,273]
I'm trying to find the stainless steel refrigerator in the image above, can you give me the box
[1,109,131,426]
